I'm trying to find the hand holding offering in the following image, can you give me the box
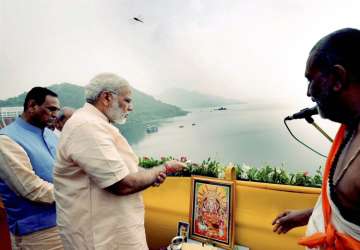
[164,160,187,175]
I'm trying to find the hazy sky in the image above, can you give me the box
[1,0,359,106]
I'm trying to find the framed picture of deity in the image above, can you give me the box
[189,176,235,249]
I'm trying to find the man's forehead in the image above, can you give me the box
[44,95,60,107]
[305,52,317,76]
[119,87,132,96]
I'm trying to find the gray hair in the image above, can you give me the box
[57,107,75,121]
[85,73,130,104]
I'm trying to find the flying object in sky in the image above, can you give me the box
[133,17,144,23]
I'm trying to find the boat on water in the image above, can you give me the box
[146,126,158,133]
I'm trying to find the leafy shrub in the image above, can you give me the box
[138,156,323,188]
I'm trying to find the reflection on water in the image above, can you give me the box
[120,104,338,173]
[117,120,163,145]
[117,122,146,145]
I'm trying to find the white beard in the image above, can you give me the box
[113,113,127,125]
[106,101,128,125]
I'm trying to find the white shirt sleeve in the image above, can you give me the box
[0,135,54,203]
[65,122,130,189]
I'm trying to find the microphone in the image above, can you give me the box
[285,106,318,121]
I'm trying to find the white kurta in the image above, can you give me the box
[54,103,148,250]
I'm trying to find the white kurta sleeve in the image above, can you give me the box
[0,135,54,203]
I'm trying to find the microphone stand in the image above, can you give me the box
[305,116,333,143]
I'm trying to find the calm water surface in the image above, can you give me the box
[128,104,338,173]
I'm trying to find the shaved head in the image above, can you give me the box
[309,28,360,82]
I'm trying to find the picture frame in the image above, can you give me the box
[177,221,190,242]
[189,176,236,250]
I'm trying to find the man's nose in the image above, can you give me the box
[307,83,312,97]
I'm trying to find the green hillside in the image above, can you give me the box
[0,83,86,109]
[0,83,188,143]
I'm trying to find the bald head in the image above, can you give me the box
[309,28,360,82]
[55,107,75,131]
[305,28,360,124]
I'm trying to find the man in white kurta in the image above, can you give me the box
[54,73,185,250]
[54,103,147,249]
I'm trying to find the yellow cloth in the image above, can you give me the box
[54,103,147,250]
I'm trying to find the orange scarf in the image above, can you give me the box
[298,125,360,250]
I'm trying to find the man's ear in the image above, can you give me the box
[100,91,113,106]
[27,99,37,113]
[332,64,348,91]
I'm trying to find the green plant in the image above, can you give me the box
[139,156,323,188]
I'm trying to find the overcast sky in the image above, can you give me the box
[1,0,359,106]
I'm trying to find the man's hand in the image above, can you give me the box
[153,172,166,187]
[152,160,185,187]
[164,160,186,175]
[272,209,313,234]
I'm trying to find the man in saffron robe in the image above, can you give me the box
[272,28,360,249]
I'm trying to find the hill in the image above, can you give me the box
[0,83,188,143]
[157,88,242,109]
[0,83,87,109]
